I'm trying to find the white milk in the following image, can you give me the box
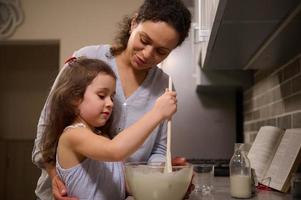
[230,175,251,198]
[126,166,192,200]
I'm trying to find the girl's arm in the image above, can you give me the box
[60,91,176,162]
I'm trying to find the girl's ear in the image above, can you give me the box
[72,97,82,107]
[130,13,139,32]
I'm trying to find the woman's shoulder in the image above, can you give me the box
[150,66,169,85]
[73,44,112,60]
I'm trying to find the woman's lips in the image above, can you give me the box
[134,54,146,66]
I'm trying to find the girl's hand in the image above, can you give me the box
[153,89,177,120]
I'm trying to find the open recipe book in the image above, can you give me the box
[247,126,301,192]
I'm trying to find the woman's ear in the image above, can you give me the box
[130,13,138,33]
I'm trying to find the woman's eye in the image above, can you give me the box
[140,35,149,45]
[140,38,148,45]
[156,49,169,56]
[157,50,167,56]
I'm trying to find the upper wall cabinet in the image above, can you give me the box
[200,0,301,70]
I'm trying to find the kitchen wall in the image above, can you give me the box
[11,0,143,66]
[244,53,301,137]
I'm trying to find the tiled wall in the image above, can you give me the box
[243,53,301,140]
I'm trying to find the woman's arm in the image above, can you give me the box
[44,163,78,200]
[148,121,167,162]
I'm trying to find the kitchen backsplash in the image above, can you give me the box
[243,52,301,140]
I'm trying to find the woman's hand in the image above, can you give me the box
[153,90,177,120]
[52,175,78,200]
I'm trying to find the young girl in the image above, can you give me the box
[41,57,177,200]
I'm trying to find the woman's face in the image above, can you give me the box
[126,20,180,70]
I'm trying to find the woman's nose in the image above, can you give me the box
[143,46,154,59]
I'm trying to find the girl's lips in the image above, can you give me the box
[101,112,111,118]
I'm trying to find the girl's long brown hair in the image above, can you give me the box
[41,57,116,165]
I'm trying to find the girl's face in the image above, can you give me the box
[77,73,116,128]
[126,20,180,70]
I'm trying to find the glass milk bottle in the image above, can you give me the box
[229,143,252,198]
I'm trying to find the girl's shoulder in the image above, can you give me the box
[60,123,109,145]
[60,123,91,144]
[64,122,87,130]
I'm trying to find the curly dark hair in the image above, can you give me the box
[41,57,116,165]
[110,0,191,56]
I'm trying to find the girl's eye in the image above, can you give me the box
[98,95,105,99]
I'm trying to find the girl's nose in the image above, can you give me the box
[106,97,114,107]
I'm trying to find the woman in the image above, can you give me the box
[32,0,191,199]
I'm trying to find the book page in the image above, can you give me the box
[263,128,301,192]
[247,126,284,181]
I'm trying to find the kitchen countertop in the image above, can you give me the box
[126,177,292,200]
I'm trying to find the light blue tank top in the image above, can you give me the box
[56,123,125,200]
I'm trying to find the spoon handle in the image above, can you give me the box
[165,77,173,173]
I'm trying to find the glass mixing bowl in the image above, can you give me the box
[125,162,193,200]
